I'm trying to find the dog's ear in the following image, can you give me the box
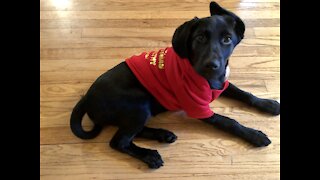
[172,17,199,58]
[210,1,245,41]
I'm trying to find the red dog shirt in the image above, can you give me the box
[125,47,229,119]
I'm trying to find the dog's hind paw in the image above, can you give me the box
[142,150,164,169]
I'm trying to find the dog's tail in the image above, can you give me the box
[70,96,102,139]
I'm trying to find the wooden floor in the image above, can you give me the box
[40,0,280,179]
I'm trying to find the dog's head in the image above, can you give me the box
[172,1,245,89]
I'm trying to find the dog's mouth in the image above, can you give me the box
[208,80,223,89]
[194,60,230,89]
[207,65,230,89]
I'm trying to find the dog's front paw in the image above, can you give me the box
[156,129,177,143]
[142,150,164,169]
[244,128,271,147]
[253,98,280,115]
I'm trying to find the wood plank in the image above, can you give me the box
[40,47,148,60]
[41,135,280,160]
[40,83,92,97]
[40,172,280,180]
[40,10,280,20]
[40,28,82,39]
[230,57,280,68]
[149,174,280,180]
[40,58,122,71]
[254,27,279,37]
[82,27,175,38]
[40,19,279,29]
[241,37,279,46]
[40,0,279,11]
[40,142,279,179]
[265,79,280,93]
[40,37,171,49]
[41,0,279,5]
[240,0,279,2]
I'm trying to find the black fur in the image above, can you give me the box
[172,17,199,59]
[70,1,280,169]
[209,1,245,40]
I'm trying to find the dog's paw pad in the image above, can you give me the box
[246,129,271,147]
[142,150,164,169]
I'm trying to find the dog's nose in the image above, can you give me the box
[206,61,220,70]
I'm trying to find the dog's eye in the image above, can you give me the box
[195,35,206,43]
[221,36,232,45]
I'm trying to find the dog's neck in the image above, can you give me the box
[224,65,230,82]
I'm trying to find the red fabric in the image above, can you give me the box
[125,47,229,119]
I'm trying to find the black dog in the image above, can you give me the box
[70,2,280,169]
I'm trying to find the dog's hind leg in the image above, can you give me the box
[110,128,164,169]
[136,126,177,143]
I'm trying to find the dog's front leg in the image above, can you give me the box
[222,82,280,115]
[201,114,271,147]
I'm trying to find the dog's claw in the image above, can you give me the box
[157,129,177,143]
[142,150,164,169]
[253,99,280,115]
[165,134,177,143]
[244,128,271,147]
